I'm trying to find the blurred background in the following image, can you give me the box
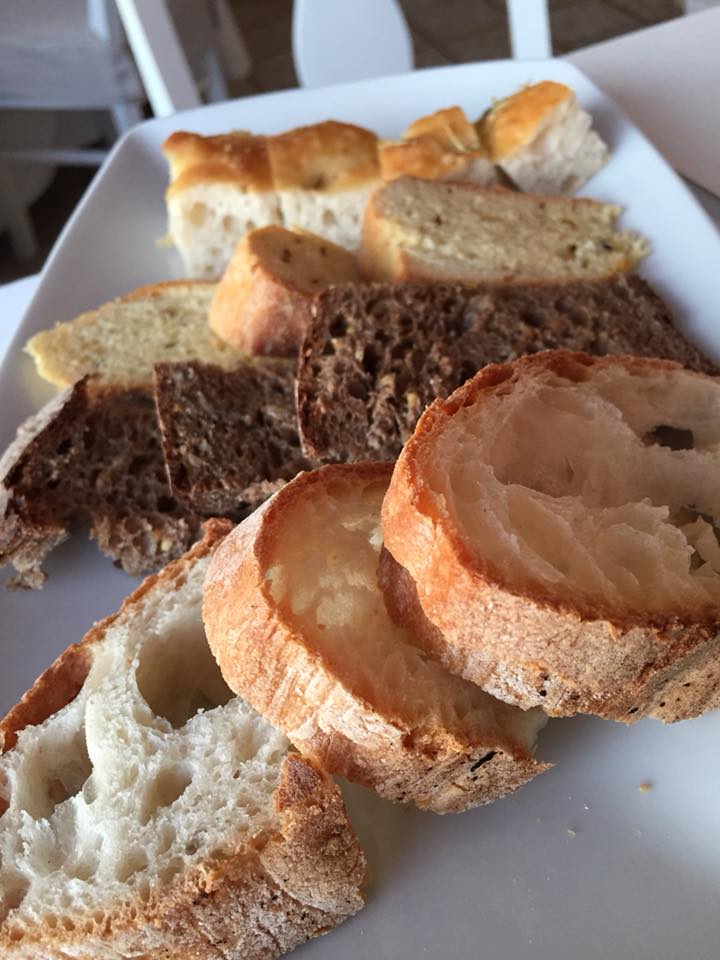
[0,0,703,285]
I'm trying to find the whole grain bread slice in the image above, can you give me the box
[381,350,720,723]
[154,359,311,520]
[0,378,202,589]
[203,462,548,814]
[0,522,365,959]
[297,276,714,463]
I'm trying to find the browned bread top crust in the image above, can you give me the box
[297,276,713,463]
[154,360,311,521]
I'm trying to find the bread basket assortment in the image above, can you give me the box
[0,77,718,959]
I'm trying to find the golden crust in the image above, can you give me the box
[403,106,482,151]
[267,121,380,193]
[163,131,274,195]
[203,462,547,813]
[480,80,573,160]
[0,522,365,958]
[209,227,359,357]
[381,351,720,722]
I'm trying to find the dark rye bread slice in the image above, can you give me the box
[0,378,201,589]
[297,276,715,462]
[154,359,311,520]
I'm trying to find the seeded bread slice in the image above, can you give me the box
[25,282,236,390]
[209,226,360,357]
[0,523,365,959]
[296,276,713,463]
[203,462,548,814]
[381,351,720,723]
[360,177,649,284]
[154,360,311,520]
[0,378,201,589]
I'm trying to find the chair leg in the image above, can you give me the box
[506,0,552,59]
[0,162,38,262]
[209,0,252,81]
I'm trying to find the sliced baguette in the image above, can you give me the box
[296,276,712,463]
[381,350,720,723]
[209,226,360,356]
[0,522,365,959]
[0,378,201,589]
[203,462,548,814]
[154,359,311,519]
[360,176,649,284]
[478,81,609,194]
[25,281,236,390]
[379,106,497,186]
[162,132,283,280]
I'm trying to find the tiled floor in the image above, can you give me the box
[0,0,681,284]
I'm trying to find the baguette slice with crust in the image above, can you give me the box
[360,177,648,284]
[478,81,609,194]
[381,350,720,723]
[379,106,497,186]
[209,226,360,356]
[25,281,236,390]
[203,462,548,814]
[162,131,283,280]
[0,522,365,959]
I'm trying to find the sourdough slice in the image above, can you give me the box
[162,132,283,279]
[25,281,237,390]
[266,121,381,251]
[296,276,713,463]
[203,462,548,814]
[154,359,311,519]
[209,226,360,356]
[379,106,497,186]
[0,378,201,589]
[381,350,720,723]
[359,177,648,284]
[478,81,609,194]
[0,523,365,959]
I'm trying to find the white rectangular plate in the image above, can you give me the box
[1,59,720,960]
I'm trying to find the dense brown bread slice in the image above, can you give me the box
[203,462,548,814]
[0,524,365,959]
[297,276,714,463]
[381,351,720,723]
[0,379,201,588]
[154,360,311,520]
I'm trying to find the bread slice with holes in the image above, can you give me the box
[296,275,713,463]
[381,350,720,723]
[162,132,283,279]
[25,281,236,390]
[379,106,497,186]
[360,176,649,284]
[0,378,202,589]
[0,522,366,959]
[209,226,360,356]
[203,462,548,814]
[478,81,609,194]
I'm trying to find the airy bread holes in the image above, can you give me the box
[135,620,233,728]
[22,728,92,822]
[140,765,192,825]
[643,424,694,450]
